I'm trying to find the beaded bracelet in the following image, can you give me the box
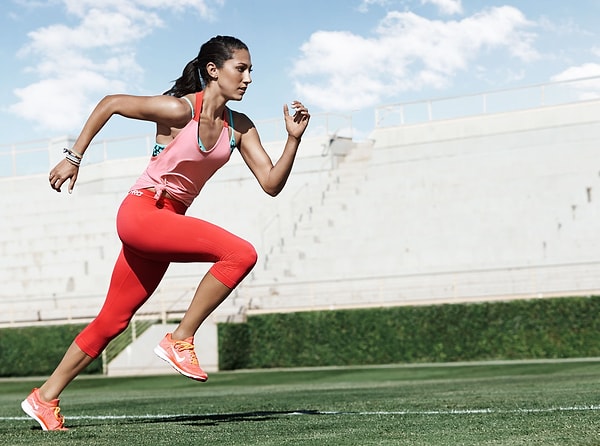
[63,148,82,167]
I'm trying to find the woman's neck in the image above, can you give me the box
[200,87,227,120]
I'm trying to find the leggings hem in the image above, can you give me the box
[74,335,101,359]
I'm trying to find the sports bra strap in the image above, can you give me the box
[194,92,236,151]
[227,108,236,150]
[183,96,194,119]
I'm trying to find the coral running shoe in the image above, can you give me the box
[154,333,208,381]
[21,388,68,431]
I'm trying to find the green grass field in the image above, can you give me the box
[1,360,599,445]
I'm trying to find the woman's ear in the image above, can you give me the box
[206,62,218,81]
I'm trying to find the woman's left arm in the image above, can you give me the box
[238,101,310,196]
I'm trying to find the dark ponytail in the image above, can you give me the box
[164,35,248,97]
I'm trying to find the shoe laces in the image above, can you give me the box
[174,340,199,365]
[54,406,65,426]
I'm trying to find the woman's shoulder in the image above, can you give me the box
[228,108,254,131]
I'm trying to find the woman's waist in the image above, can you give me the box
[128,186,177,200]
[147,187,177,201]
[128,187,188,213]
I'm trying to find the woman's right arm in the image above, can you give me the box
[49,94,193,193]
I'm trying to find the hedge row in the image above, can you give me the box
[0,324,102,377]
[2,296,598,376]
[218,296,600,370]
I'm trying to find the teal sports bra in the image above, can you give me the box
[152,96,236,157]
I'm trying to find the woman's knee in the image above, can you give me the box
[239,240,258,270]
[229,239,258,278]
[211,239,258,288]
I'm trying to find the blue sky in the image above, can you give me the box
[1,0,600,144]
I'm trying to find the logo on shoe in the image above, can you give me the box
[31,398,40,411]
[172,347,186,363]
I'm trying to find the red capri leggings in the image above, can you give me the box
[75,188,258,358]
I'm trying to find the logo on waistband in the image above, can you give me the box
[128,189,143,196]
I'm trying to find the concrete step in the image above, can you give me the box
[107,321,219,376]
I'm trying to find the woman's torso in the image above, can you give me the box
[131,91,237,207]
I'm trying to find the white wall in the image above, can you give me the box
[0,134,335,324]
[2,100,600,325]
[238,101,600,312]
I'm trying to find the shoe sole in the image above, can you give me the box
[21,399,49,431]
[153,346,208,382]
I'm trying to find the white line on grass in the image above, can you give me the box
[2,405,600,422]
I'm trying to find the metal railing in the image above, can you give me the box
[101,316,159,374]
[375,75,600,128]
[240,259,600,315]
[2,259,599,329]
[0,112,353,178]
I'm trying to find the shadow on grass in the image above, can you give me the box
[69,410,325,429]
[142,410,323,427]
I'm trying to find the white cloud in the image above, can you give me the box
[551,63,600,100]
[421,0,462,16]
[10,0,219,132]
[11,74,126,132]
[357,0,392,14]
[63,0,221,20]
[292,6,538,112]
[358,0,462,16]
[552,63,600,81]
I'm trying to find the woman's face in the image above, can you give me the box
[214,49,253,101]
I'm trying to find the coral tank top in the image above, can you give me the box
[131,91,236,207]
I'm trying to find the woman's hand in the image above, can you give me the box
[283,101,310,140]
[49,159,80,193]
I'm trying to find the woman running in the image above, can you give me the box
[21,35,310,431]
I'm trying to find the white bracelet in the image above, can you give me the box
[63,148,82,167]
